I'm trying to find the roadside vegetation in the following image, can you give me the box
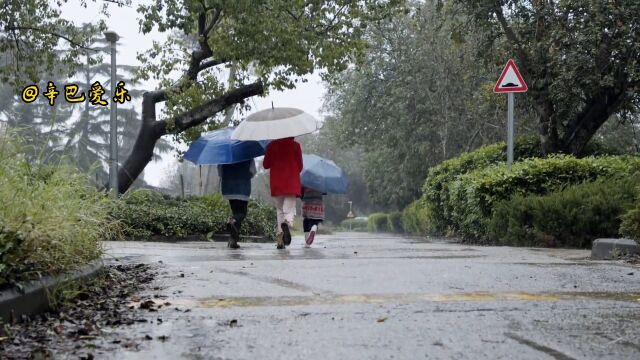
[111,190,276,241]
[0,134,118,287]
[363,137,640,248]
[0,133,277,287]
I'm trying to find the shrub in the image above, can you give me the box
[448,155,640,241]
[367,213,389,232]
[340,218,368,232]
[401,200,434,235]
[0,135,117,287]
[422,137,543,233]
[421,137,620,234]
[620,184,640,241]
[620,208,640,241]
[111,190,276,240]
[488,177,638,248]
[387,211,404,233]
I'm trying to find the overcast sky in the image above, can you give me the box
[60,0,326,186]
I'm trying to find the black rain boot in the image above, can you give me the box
[281,222,291,246]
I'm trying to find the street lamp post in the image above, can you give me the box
[348,201,353,231]
[104,30,119,199]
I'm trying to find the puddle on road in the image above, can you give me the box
[154,291,640,309]
[169,253,484,262]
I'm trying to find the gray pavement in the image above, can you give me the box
[103,232,640,360]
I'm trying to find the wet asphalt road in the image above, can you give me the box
[102,233,640,360]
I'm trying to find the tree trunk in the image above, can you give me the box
[561,88,626,155]
[116,92,165,193]
[538,100,560,155]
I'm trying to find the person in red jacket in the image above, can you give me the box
[262,137,303,249]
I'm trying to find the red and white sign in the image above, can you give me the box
[494,59,528,93]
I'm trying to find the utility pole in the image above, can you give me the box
[105,31,120,198]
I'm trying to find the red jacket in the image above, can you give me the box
[263,138,303,197]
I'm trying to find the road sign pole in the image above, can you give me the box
[507,92,514,170]
[494,59,527,171]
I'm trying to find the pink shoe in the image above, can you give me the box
[306,225,317,246]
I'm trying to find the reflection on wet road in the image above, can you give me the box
[103,232,640,360]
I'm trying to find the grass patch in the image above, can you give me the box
[0,134,117,288]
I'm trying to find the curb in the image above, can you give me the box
[591,238,639,260]
[0,260,104,322]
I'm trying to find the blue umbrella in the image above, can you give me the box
[301,154,349,194]
[183,128,269,165]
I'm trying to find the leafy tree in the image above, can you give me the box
[323,2,531,209]
[0,0,115,87]
[450,0,640,155]
[116,0,405,193]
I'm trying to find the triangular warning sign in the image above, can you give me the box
[494,59,528,93]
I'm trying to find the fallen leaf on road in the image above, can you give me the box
[377,317,387,323]
[139,300,155,310]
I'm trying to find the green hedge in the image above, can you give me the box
[620,209,640,241]
[402,200,433,235]
[111,190,276,240]
[367,213,389,232]
[387,211,404,233]
[620,183,640,241]
[448,155,640,241]
[340,218,368,232]
[422,137,543,233]
[422,137,620,234]
[488,177,638,248]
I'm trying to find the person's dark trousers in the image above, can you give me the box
[229,200,248,232]
[303,218,323,232]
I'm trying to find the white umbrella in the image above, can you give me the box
[231,107,318,140]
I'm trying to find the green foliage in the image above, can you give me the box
[339,218,368,232]
[423,137,543,233]
[367,213,389,233]
[488,178,638,248]
[387,211,403,234]
[0,1,109,87]
[0,134,116,287]
[323,2,525,209]
[401,200,434,235]
[111,190,276,240]
[422,137,622,234]
[450,0,640,153]
[134,0,406,148]
[620,184,640,241]
[448,155,640,241]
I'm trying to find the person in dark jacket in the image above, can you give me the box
[218,159,256,249]
[262,137,303,249]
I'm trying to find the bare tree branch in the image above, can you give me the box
[198,58,227,72]
[156,81,264,134]
[5,26,95,51]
